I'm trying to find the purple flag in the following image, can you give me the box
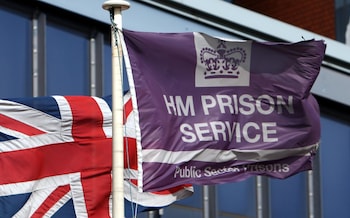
[122,29,326,192]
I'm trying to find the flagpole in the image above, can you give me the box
[102,1,130,218]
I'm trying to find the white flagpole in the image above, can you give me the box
[102,1,130,218]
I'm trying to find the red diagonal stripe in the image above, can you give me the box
[0,114,45,136]
[31,185,71,218]
[123,98,132,124]
[65,96,107,141]
[124,137,137,170]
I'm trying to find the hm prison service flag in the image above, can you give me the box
[122,29,326,192]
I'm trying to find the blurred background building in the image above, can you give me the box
[0,0,349,217]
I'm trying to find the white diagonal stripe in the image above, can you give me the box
[93,96,112,138]
[0,133,70,152]
[0,174,72,196]
[0,99,61,133]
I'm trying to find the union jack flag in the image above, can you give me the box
[0,95,193,217]
[0,96,113,217]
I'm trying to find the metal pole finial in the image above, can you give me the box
[102,0,130,11]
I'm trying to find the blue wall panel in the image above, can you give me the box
[218,178,256,217]
[320,116,350,218]
[270,173,308,218]
[46,22,89,95]
[0,8,31,98]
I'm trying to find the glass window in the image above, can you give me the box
[0,7,31,98]
[218,178,256,217]
[320,116,350,218]
[270,174,308,218]
[46,21,89,95]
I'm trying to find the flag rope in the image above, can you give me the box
[109,8,119,46]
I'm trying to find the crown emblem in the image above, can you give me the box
[200,40,247,79]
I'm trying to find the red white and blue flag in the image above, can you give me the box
[0,95,193,217]
[0,96,112,217]
[121,29,326,192]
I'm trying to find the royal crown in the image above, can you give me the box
[200,40,247,79]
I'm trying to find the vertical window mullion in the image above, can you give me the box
[256,176,270,218]
[32,10,46,97]
[307,155,322,218]
[90,32,104,97]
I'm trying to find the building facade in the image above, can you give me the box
[0,0,349,217]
